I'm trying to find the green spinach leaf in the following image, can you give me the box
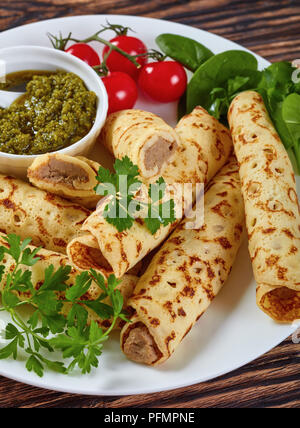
[282,93,300,174]
[208,71,262,123]
[186,50,258,114]
[257,62,296,150]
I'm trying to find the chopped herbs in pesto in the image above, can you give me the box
[0,71,97,155]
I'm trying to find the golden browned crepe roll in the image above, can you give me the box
[67,108,233,279]
[28,154,101,209]
[0,174,90,254]
[120,156,245,365]
[0,233,138,330]
[164,106,232,184]
[228,91,300,323]
[67,233,148,278]
[99,109,181,183]
[67,192,181,280]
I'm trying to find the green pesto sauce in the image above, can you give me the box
[0,71,97,155]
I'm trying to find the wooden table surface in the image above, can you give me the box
[0,0,299,408]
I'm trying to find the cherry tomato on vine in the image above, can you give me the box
[66,43,101,67]
[138,61,187,103]
[102,71,138,115]
[103,36,148,80]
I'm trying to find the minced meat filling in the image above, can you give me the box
[144,137,177,172]
[123,322,160,365]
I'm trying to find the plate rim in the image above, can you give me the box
[0,328,297,396]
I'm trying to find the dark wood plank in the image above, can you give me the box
[0,0,299,409]
[0,337,299,408]
[1,0,300,62]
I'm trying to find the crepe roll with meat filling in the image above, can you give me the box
[99,109,181,183]
[67,233,143,277]
[121,156,245,365]
[0,233,138,330]
[67,108,233,279]
[228,91,300,323]
[28,154,101,209]
[0,174,90,254]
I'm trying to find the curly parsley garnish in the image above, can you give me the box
[0,234,129,377]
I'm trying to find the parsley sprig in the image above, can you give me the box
[0,235,129,377]
[95,156,176,234]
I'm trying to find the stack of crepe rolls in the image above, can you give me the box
[120,156,245,365]
[228,90,300,323]
[99,109,181,184]
[0,174,91,254]
[0,233,138,330]
[28,154,101,209]
[67,107,233,279]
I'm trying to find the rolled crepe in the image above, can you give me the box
[0,233,138,330]
[67,107,233,279]
[67,234,143,277]
[0,174,90,254]
[228,91,300,323]
[99,109,181,183]
[27,154,101,209]
[164,106,233,184]
[120,156,245,365]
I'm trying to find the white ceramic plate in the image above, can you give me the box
[0,14,299,396]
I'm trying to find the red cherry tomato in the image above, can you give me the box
[103,36,147,80]
[138,61,187,103]
[66,43,100,67]
[102,72,138,115]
